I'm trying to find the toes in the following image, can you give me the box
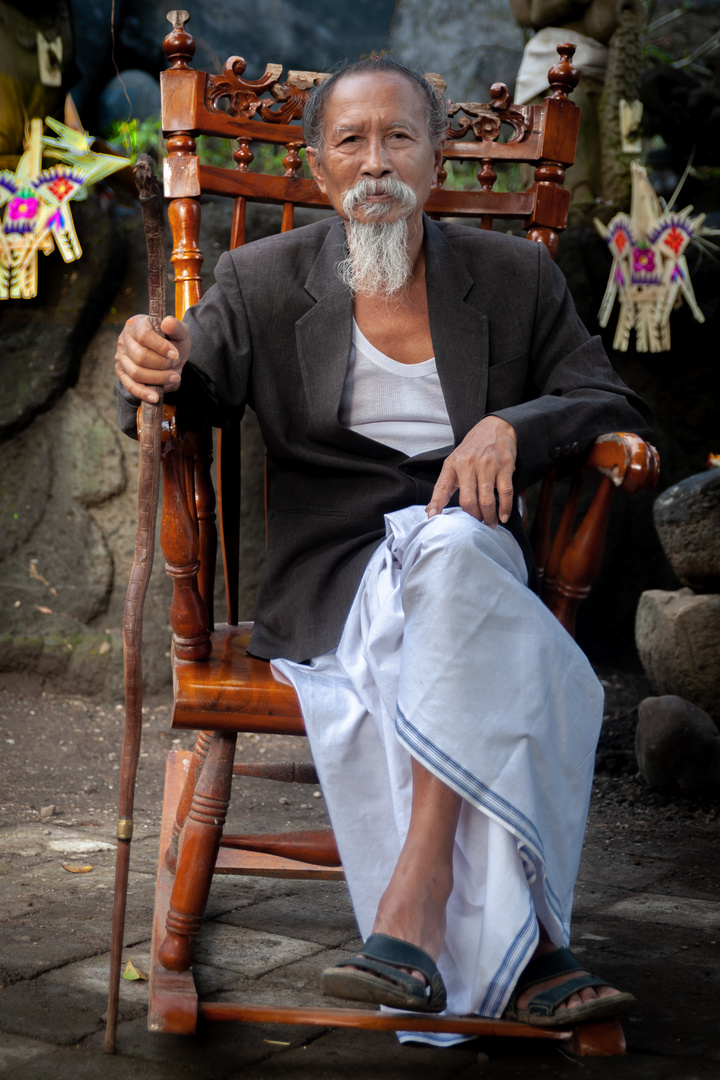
[557,984,620,1010]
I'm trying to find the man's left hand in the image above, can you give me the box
[426,416,517,527]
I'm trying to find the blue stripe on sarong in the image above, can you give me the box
[396,706,544,858]
[478,900,538,1016]
[396,705,572,1008]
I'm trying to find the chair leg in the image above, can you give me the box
[159,730,237,972]
[165,729,214,873]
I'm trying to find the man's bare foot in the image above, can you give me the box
[370,837,454,962]
[346,757,461,987]
[320,757,461,1005]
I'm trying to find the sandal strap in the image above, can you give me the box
[361,933,440,985]
[337,955,426,995]
[514,947,584,995]
[334,933,446,1010]
[523,974,610,1018]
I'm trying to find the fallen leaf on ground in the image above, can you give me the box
[123,959,148,981]
[61,864,93,873]
[29,560,52,587]
[35,605,53,615]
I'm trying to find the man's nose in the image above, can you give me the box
[361,137,392,176]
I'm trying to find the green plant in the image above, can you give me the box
[103,115,312,177]
[104,116,163,162]
[442,159,525,193]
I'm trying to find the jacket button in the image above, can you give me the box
[572,441,581,454]
[551,446,562,460]
[562,445,573,458]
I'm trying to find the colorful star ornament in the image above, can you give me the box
[0,117,128,300]
[594,162,713,352]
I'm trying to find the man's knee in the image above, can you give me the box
[406,509,527,585]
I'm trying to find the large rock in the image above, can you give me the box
[97,69,161,133]
[120,1,396,82]
[653,469,720,593]
[0,389,125,686]
[635,588,720,720]
[0,201,126,438]
[69,0,120,115]
[390,0,525,100]
[636,695,720,798]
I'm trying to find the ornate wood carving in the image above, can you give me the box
[206,57,284,118]
[447,83,530,143]
[205,60,327,125]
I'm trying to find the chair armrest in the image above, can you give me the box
[585,432,660,494]
[533,432,659,636]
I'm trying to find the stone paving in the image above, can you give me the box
[2,713,719,1079]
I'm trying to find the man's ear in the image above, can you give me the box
[305,147,327,194]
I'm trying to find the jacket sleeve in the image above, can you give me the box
[491,242,653,490]
[116,250,253,439]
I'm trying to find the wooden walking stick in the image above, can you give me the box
[104,154,167,1053]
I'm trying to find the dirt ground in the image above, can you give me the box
[0,670,325,840]
[2,664,717,849]
[2,663,719,1079]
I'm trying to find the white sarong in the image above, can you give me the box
[273,506,603,1039]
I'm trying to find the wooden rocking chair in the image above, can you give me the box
[141,9,658,1057]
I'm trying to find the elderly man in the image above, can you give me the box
[116,57,650,1038]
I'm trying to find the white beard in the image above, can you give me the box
[337,178,417,298]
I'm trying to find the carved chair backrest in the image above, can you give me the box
[158,10,583,650]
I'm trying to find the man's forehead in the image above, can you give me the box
[323,70,427,124]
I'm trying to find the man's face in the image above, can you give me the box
[306,71,442,228]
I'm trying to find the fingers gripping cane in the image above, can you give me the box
[104,155,167,1053]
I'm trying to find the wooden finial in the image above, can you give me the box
[424,72,447,96]
[163,9,195,69]
[167,9,190,31]
[547,42,579,100]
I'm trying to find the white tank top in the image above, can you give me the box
[339,320,453,457]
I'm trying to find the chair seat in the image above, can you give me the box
[171,623,305,735]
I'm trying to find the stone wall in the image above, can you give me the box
[70,0,524,130]
[2,0,719,694]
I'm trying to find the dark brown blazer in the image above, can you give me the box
[118,215,652,662]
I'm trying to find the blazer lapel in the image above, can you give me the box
[295,214,490,452]
[295,219,354,440]
[424,217,490,444]
[295,219,400,459]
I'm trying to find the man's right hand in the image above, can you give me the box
[115,315,191,404]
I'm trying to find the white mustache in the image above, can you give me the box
[342,178,417,219]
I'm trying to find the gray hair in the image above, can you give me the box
[302,57,448,160]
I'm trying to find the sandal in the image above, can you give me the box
[503,947,637,1028]
[321,932,447,1013]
